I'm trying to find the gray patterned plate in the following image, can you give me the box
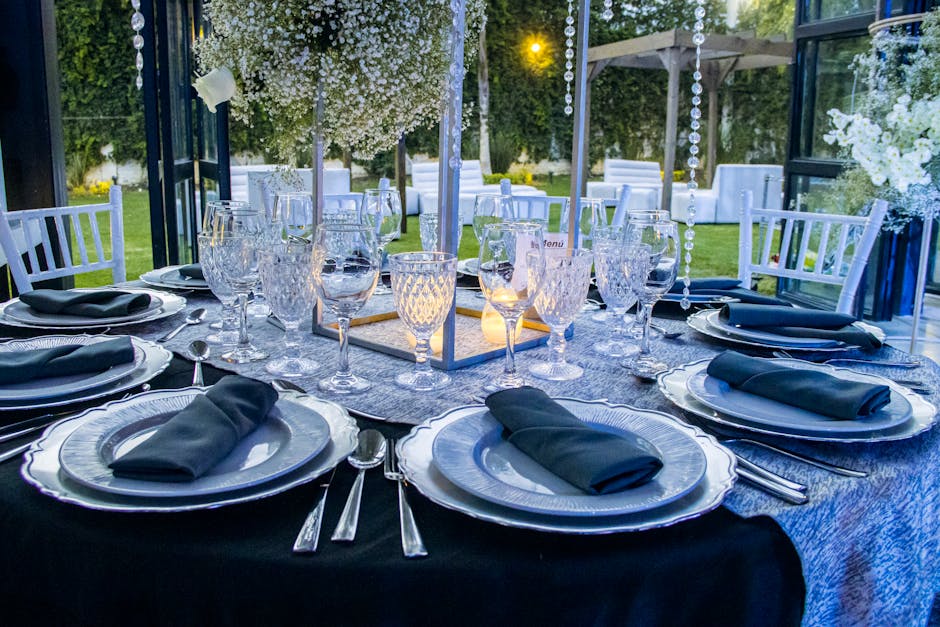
[0,336,171,412]
[658,359,939,443]
[140,265,210,290]
[685,359,912,435]
[57,388,332,498]
[20,391,359,512]
[0,335,145,402]
[431,406,707,516]
[398,399,736,534]
[0,288,186,330]
[687,309,885,351]
[457,258,480,276]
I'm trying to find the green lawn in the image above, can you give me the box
[69,175,745,287]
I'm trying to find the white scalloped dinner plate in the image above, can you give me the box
[140,265,210,290]
[0,288,186,330]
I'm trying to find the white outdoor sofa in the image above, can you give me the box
[670,164,784,223]
[585,159,662,212]
[412,160,543,225]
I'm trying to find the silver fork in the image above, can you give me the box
[384,438,428,558]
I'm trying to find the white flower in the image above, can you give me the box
[193,67,236,113]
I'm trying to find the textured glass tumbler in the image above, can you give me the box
[258,244,319,377]
[389,252,457,391]
[419,212,463,253]
[197,233,239,346]
[527,249,594,381]
[592,239,644,358]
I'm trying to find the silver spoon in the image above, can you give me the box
[188,340,210,387]
[158,308,207,343]
[331,430,387,543]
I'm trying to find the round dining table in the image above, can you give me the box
[0,284,937,626]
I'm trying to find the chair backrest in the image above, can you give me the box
[512,194,568,223]
[712,164,783,222]
[738,190,888,315]
[410,162,439,193]
[602,159,663,189]
[460,160,487,190]
[0,185,126,293]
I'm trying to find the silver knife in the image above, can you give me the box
[292,467,337,553]
[737,467,809,505]
[735,456,806,493]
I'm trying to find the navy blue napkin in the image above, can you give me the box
[108,376,279,482]
[177,263,204,280]
[719,303,881,350]
[485,387,663,494]
[668,277,791,306]
[19,289,152,318]
[706,351,892,420]
[0,336,135,385]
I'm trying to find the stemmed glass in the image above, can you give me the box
[257,243,319,377]
[592,237,646,358]
[211,208,268,363]
[478,222,544,392]
[622,210,679,377]
[527,249,594,381]
[389,252,457,391]
[360,185,402,295]
[272,192,316,243]
[562,197,607,249]
[312,223,381,394]
[197,233,239,346]
[472,194,515,244]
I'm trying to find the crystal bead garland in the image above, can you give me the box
[602,0,614,21]
[131,0,145,90]
[446,0,465,170]
[563,0,575,116]
[680,2,707,310]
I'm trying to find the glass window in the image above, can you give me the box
[797,35,870,159]
[802,0,876,23]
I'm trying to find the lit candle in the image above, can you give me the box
[406,326,444,354]
[481,300,524,345]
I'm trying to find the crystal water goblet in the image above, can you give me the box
[527,249,594,381]
[361,185,402,295]
[197,233,239,346]
[272,192,316,243]
[592,238,646,358]
[419,211,463,253]
[389,252,457,391]
[203,199,250,233]
[622,211,679,377]
[257,243,319,377]
[478,222,544,392]
[312,223,381,394]
[211,208,268,363]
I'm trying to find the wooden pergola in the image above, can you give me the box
[583,29,793,212]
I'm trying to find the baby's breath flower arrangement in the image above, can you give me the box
[195,0,485,161]
[823,8,940,232]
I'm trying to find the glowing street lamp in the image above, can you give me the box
[522,35,551,71]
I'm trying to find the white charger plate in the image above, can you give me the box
[658,359,938,443]
[58,388,332,498]
[687,309,885,352]
[457,258,480,277]
[685,359,912,436]
[0,288,186,330]
[21,391,358,512]
[0,335,145,402]
[0,336,171,412]
[398,399,736,534]
[141,265,210,290]
[431,405,707,517]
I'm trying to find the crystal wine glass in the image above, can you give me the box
[472,193,515,244]
[211,207,268,363]
[389,252,457,391]
[478,221,544,392]
[622,211,679,377]
[592,237,647,358]
[561,197,607,250]
[197,233,239,346]
[312,223,381,394]
[205,199,270,317]
[360,184,402,295]
[527,249,594,381]
[272,192,316,243]
[257,243,319,377]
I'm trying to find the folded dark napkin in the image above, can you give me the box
[668,277,792,306]
[719,303,881,350]
[485,387,663,494]
[177,263,204,280]
[706,351,892,420]
[0,336,135,386]
[109,375,278,482]
[19,289,152,318]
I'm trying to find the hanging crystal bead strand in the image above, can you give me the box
[131,0,145,90]
[447,0,465,170]
[563,0,575,116]
[602,0,614,21]
[681,2,707,310]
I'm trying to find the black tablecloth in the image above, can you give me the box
[0,359,805,626]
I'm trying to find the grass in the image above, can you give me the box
[69,173,744,287]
